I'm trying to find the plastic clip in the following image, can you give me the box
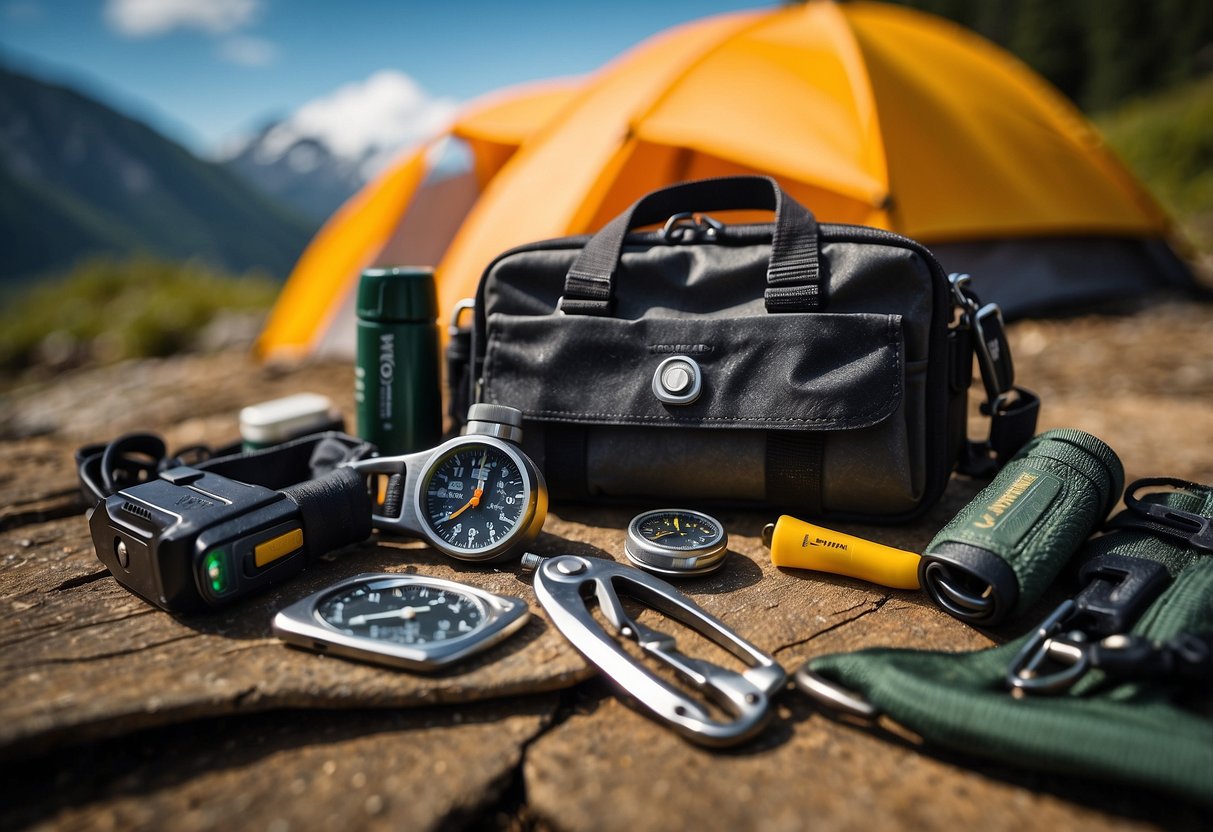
[1007,554,1171,694]
[950,274,1039,475]
[532,555,785,747]
[1117,477,1213,552]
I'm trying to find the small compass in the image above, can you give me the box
[624,509,729,577]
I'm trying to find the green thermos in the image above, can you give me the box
[354,267,443,455]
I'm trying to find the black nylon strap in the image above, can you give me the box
[77,431,375,505]
[766,432,824,516]
[281,467,373,559]
[987,387,1041,464]
[958,386,1041,479]
[951,275,1040,477]
[561,176,822,315]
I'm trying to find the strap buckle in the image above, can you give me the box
[1006,554,1171,694]
[951,273,1039,475]
[531,555,785,747]
[950,273,1013,406]
[1028,630,1213,692]
[1113,477,1213,552]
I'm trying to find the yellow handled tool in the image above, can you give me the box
[763,515,921,590]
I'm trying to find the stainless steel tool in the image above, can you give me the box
[531,555,785,747]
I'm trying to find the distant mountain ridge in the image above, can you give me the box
[219,70,457,222]
[0,65,316,282]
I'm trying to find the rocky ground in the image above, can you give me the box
[0,302,1209,831]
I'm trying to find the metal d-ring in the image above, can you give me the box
[661,212,724,242]
[921,562,995,618]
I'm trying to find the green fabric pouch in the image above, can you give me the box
[805,486,1213,805]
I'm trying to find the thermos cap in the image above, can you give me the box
[357,267,437,323]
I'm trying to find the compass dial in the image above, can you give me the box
[316,580,486,645]
[420,442,529,554]
[636,511,722,551]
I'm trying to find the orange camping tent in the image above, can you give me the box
[257,80,578,358]
[257,0,1190,361]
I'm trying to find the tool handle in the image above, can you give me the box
[767,515,921,590]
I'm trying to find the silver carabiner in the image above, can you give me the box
[532,555,786,747]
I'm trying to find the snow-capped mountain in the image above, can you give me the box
[0,65,313,281]
[220,70,458,222]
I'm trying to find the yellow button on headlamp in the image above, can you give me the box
[254,527,304,568]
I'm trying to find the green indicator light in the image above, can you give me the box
[204,551,227,594]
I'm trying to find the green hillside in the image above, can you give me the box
[0,256,279,378]
[0,66,316,281]
[1096,76,1213,259]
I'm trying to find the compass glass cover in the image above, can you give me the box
[636,511,722,551]
[421,443,528,552]
[316,580,486,645]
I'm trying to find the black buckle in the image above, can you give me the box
[950,274,1038,475]
[661,212,723,242]
[1118,477,1213,552]
[973,302,1014,405]
[1006,554,1171,694]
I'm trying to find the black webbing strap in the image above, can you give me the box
[951,275,1039,477]
[766,432,824,516]
[978,388,1041,471]
[560,176,822,316]
[77,431,375,505]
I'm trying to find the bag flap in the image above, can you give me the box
[482,312,904,431]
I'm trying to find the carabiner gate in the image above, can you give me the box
[532,555,786,747]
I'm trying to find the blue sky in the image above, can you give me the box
[0,0,776,155]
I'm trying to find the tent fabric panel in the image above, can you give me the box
[435,11,766,322]
[255,145,432,360]
[845,2,1170,241]
[460,136,520,189]
[631,1,887,204]
[375,170,480,268]
[933,237,1195,319]
[452,82,580,187]
[580,140,886,232]
[450,81,579,146]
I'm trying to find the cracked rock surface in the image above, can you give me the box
[1,303,1211,830]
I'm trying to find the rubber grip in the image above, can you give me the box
[769,515,921,590]
[280,467,372,562]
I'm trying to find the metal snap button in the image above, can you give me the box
[652,356,702,405]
